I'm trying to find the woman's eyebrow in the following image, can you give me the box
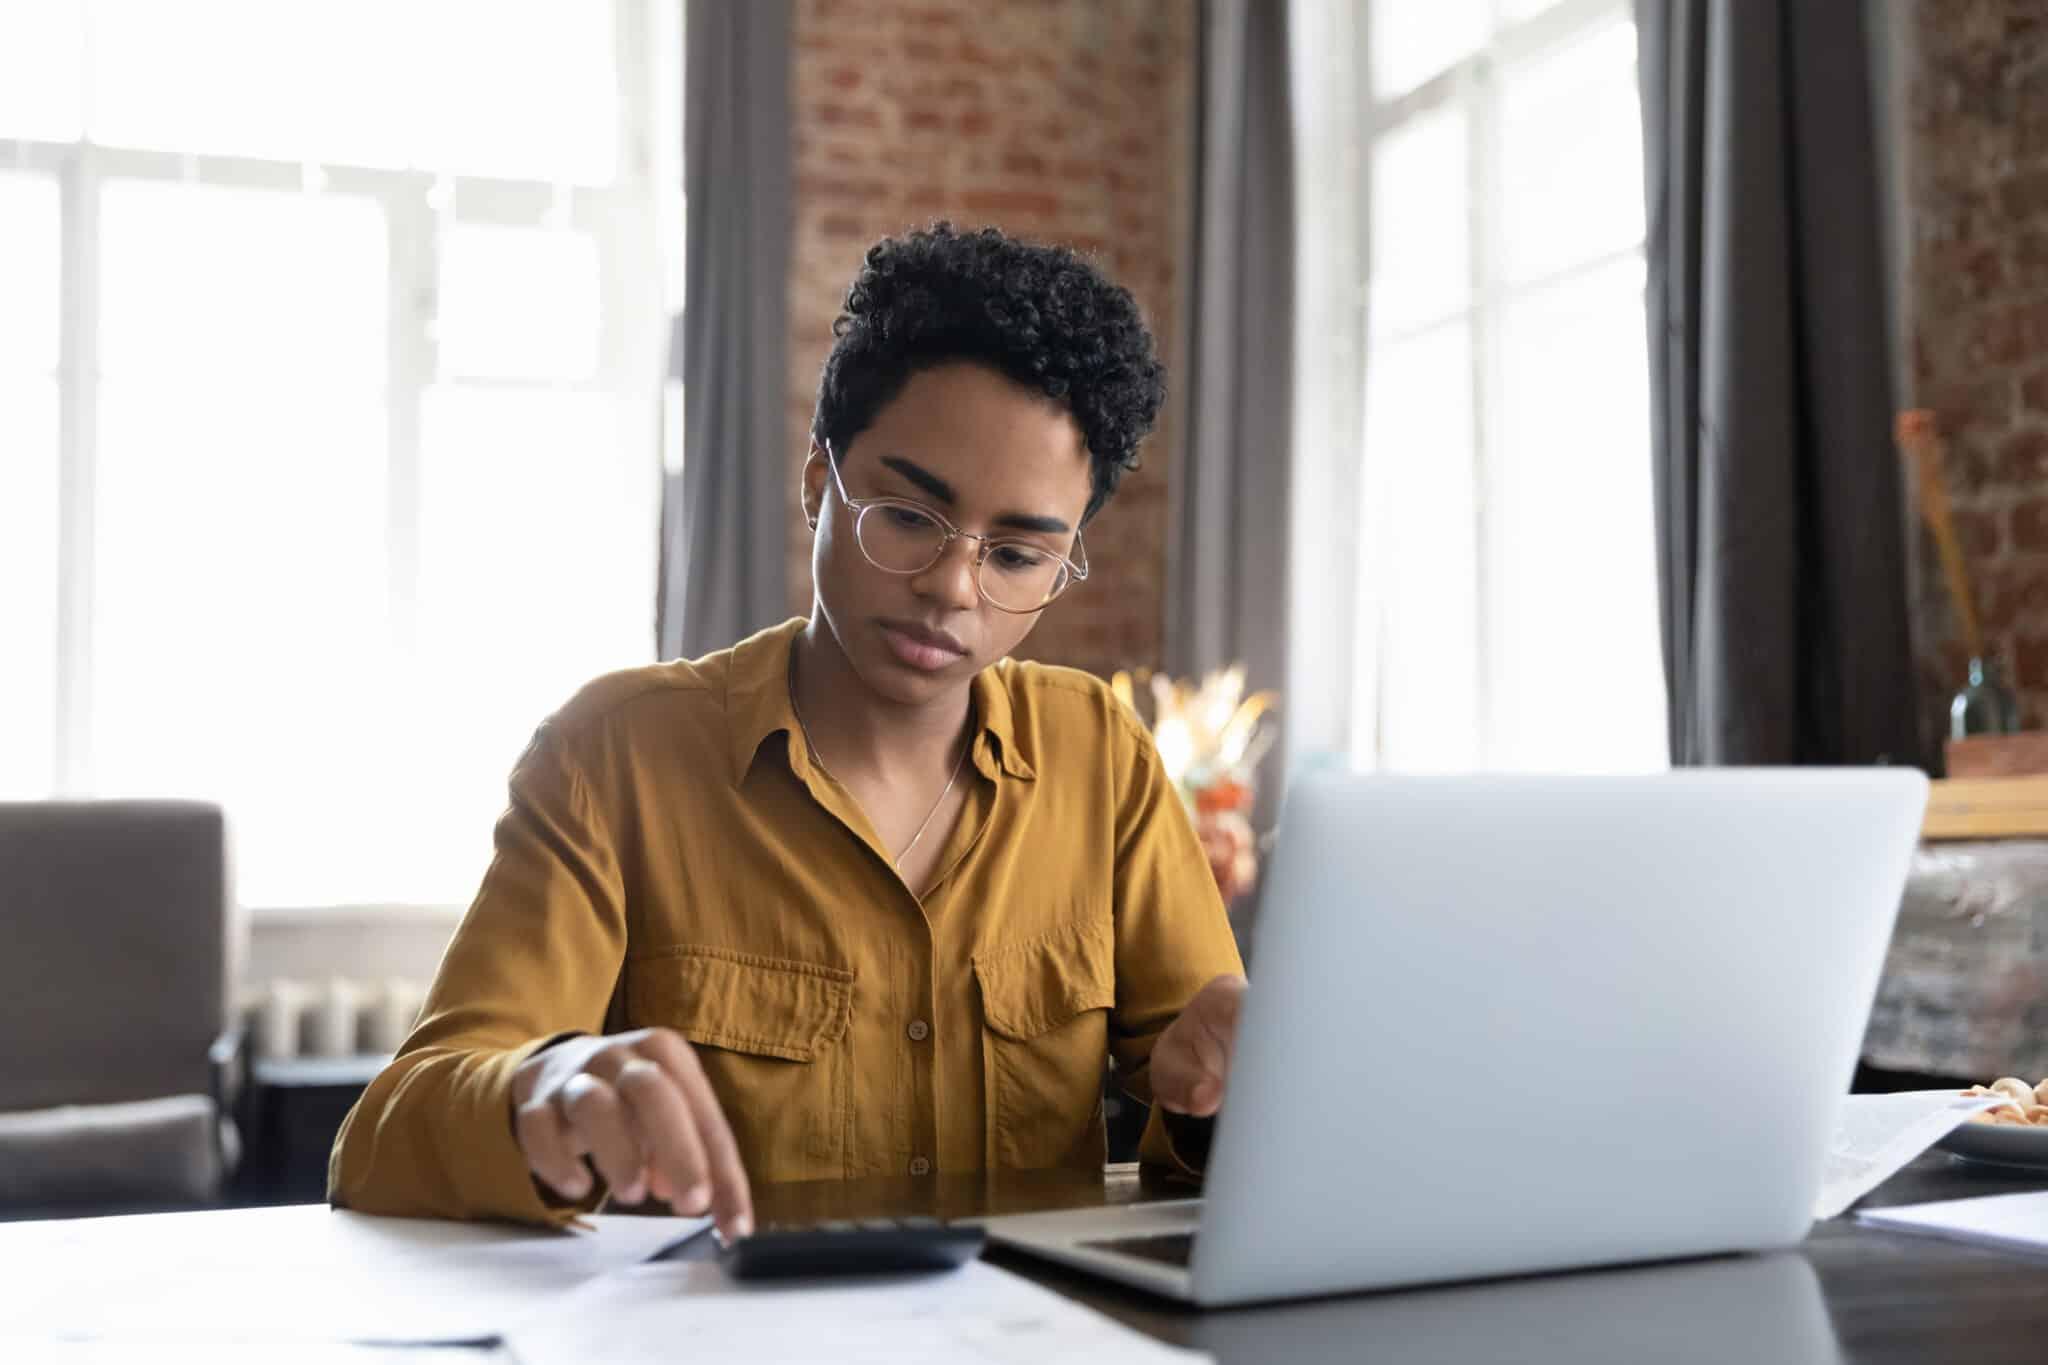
[877,454,1074,535]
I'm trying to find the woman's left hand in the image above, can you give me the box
[1148,973,1248,1117]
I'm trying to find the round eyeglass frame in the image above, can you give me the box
[819,439,1090,614]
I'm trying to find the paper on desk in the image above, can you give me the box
[0,1203,707,1344]
[1856,1189,2048,1254]
[502,1257,1211,1365]
[1813,1091,2008,1220]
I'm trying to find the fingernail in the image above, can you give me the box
[684,1182,709,1210]
[731,1213,753,1239]
[564,1173,590,1198]
[622,1181,645,1205]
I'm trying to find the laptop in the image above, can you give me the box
[986,769,1929,1307]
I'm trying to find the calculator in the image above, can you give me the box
[720,1216,987,1279]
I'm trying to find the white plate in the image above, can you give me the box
[1935,1117,2048,1170]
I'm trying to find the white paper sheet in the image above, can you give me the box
[0,1203,707,1344]
[501,1258,1210,1365]
[1857,1190,2048,1255]
[0,1343,500,1365]
[1812,1091,2007,1220]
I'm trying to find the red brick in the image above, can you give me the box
[2013,500,2048,554]
[1962,299,2048,369]
[957,110,994,137]
[1922,373,2012,443]
[960,188,1061,219]
[1997,428,2048,484]
[2023,367,2048,412]
[2015,229,2048,287]
[2015,634,2048,692]
[1952,502,2005,559]
[812,100,882,129]
[2000,167,2048,222]
[797,174,890,204]
[817,213,871,241]
[905,107,946,133]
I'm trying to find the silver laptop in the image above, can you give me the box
[987,769,1929,1307]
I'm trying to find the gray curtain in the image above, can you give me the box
[658,0,793,661]
[1166,0,1295,780]
[1637,0,1922,767]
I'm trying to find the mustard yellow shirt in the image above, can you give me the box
[329,618,1243,1225]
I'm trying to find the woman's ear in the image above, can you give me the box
[801,443,827,530]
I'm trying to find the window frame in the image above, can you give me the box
[3,0,676,914]
[1347,0,1658,772]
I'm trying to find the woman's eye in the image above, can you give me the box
[885,506,937,530]
[991,544,1051,572]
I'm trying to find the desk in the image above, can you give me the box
[13,1157,2048,1361]
[650,1155,2048,1364]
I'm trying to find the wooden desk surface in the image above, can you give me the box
[656,1156,2048,1364]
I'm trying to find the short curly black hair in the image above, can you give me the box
[810,223,1166,524]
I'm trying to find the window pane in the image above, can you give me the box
[0,379,60,796]
[1355,323,1479,773]
[1369,0,1485,98]
[396,387,653,903]
[0,171,62,372]
[411,0,620,184]
[100,181,386,385]
[94,180,392,905]
[87,0,417,168]
[1489,257,1666,772]
[1498,18,1646,285]
[85,0,617,183]
[91,382,392,904]
[1369,106,1469,339]
[439,224,601,382]
[0,0,84,142]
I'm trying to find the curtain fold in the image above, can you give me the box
[658,0,794,661]
[1637,0,1922,767]
[1166,0,1297,793]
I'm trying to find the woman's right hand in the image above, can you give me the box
[510,1027,754,1240]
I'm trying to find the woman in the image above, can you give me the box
[330,225,1248,1240]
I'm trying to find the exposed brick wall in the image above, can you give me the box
[783,0,1195,679]
[1904,1,2048,736]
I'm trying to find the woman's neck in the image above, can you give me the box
[791,619,972,785]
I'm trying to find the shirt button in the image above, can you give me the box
[906,1019,930,1042]
[909,1156,932,1176]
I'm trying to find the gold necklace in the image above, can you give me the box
[788,652,970,869]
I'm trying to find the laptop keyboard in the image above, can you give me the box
[1080,1232,1197,1268]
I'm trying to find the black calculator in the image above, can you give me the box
[721,1216,986,1279]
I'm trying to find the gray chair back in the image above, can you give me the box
[0,801,230,1113]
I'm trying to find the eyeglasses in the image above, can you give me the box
[821,440,1089,614]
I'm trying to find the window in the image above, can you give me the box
[2,1,678,908]
[1348,0,1666,773]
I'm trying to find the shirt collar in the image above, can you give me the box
[724,619,1037,786]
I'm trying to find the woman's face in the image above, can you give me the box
[804,362,1095,708]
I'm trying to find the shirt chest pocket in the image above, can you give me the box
[973,920,1116,1171]
[624,946,854,1181]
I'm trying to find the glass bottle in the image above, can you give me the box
[1951,656,2021,739]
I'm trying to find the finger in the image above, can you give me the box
[514,1091,592,1201]
[647,1033,755,1240]
[558,1073,647,1204]
[1183,1073,1224,1117]
[1148,1031,1205,1115]
[612,1056,712,1218]
[1182,1007,1230,1086]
